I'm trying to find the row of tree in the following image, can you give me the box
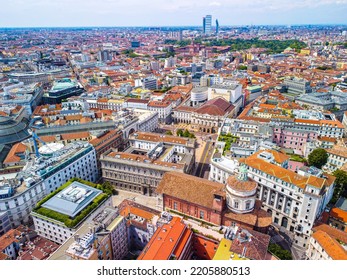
[308,148,347,204]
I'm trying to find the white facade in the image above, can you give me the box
[208,84,242,104]
[0,143,98,231]
[325,150,347,172]
[1,242,18,259]
[245,154,335,249]
[148,103,172,123]
[32,197,112,244]
[134,109,158,132]
[209,156,239,184]
[307,236,333,260]
[191,87,208,104]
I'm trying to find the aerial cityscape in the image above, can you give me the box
[1,2,347,262]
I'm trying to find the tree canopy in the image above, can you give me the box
[308,148,328,169]
[268,243,292,260]
[331,169,347,204]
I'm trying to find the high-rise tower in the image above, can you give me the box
[203,15,212,34]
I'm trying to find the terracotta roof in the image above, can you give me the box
[307,176,325,189]
[3,143,26,164]
[148,101,171,108]
[0,229,21,251]
[267,150,290,164]
[156,172,225,209]
[313,224,347,243]
[195,97,234,116]
[61,131,90,140]
[0,252,9,260]
[138,217,190,260]
[311,230,347,260]
[226,176,257,192]
[327,145,347,158]
[125,98,148,104]
[245,154,308,189]
[133,132,190,145]
[64,114,82,121]
[106,151,185,169]
[39,135,56,142]
[318,136,337,143]
[89,130,121,147]
[223,200,272,228]
[330,207,347,224]
[228,228,271,260]
[245,151,331,190]
[80,117,92,124]
[120,205,155,221]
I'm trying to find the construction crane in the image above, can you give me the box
[29,129,54,158]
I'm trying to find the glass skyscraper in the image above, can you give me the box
[203,15,212,34]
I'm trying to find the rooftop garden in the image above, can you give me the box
[289,154,307,163]
[32,178,113,229]
[218,133,238,155]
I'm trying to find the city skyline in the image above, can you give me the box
[1,0,347,28]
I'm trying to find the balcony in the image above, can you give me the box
[294,225,303,234]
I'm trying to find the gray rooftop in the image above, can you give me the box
[42,182,102,218]
[335,197,347,211]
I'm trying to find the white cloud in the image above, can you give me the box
[209,1,222,6]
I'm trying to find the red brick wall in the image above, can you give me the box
[163,195,222,225]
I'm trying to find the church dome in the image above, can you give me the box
[226,164,257,214]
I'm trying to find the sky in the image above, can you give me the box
[0,0,347,27]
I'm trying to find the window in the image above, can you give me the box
[173,202,177,210]
[245,201,251,210]
[234,201,239,209]
[199,211,204,219]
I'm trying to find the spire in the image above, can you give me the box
[237,164,248,181]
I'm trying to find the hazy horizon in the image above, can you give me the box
[1,0,347,28]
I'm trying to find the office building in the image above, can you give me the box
[31,180,112,244]
[42,78,85,105]
[0,142,98,231]
[243,150,336,248]
[101,132,195,196]
[203,15,212,34]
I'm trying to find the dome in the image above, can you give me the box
[0,116,30,145]
[226,176,257,193]
[226,164,257,214]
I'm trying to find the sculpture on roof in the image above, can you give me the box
[237,164,248,182]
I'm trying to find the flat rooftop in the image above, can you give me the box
[42,181,102,218]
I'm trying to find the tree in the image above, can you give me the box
[268,243,292,260]
[331,170,347,204]
[308,148,328,169]
[176,129,183,137]
[183,129,190,138]
[165,130,173,135]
